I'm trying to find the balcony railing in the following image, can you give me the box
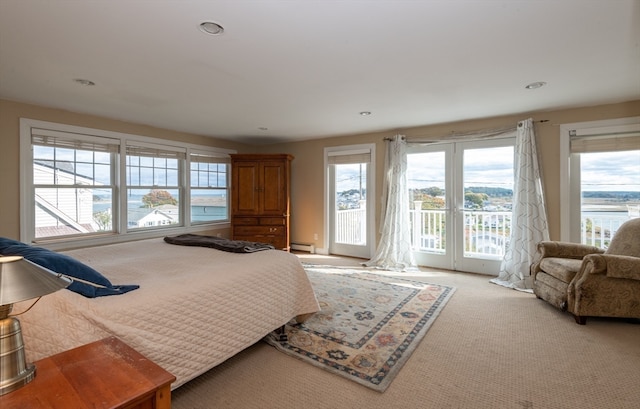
[335,207,367,245]
[409,210,512,258]
[336,207,634,257]
[412,209,635,258]
[580,214,629,248]
[462,211,511,257]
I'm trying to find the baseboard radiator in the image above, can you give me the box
[290,242,315,253]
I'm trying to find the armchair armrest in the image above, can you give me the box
[536,241,604,259]
[568,253,640,321]
[582,254,640,280]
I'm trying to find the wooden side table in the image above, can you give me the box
[0,336,176,409]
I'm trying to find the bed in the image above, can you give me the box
[12,237,320,389]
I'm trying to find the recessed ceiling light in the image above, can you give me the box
[359,111,372,116]
[73,78,95,86]
[199,21,224,35]
[525,81,546,90]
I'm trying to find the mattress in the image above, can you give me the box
[15,238,320,389]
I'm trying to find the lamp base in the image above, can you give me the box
[0,364,35,396]
[0,316,36,396]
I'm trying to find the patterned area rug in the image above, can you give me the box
[264,265,455,392]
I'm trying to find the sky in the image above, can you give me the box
[337,148,640,194]
[335,163,367,192]
[580,150,640,192]
[406,146,515,191]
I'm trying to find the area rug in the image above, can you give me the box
[264,265,455,392]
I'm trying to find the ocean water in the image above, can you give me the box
[92,202,227,221]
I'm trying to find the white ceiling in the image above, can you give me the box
[1,0,639,145]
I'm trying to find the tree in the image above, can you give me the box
[142,189,177,207]
[410,187,446,209]
[465,191,487,209]
[425,186,444,197]
[416,196,446,209]
[93,209,112,231]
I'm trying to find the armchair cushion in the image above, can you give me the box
[538,257,583,283]
[531,241,604,280]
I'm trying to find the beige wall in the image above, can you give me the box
[263,100,640,249]
[2,98,639,248]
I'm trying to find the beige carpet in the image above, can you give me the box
[172,254,640,409]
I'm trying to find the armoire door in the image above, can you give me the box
[261,161,287,215]
[233,161,260,215]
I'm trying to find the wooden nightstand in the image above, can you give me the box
[0,336,176,409]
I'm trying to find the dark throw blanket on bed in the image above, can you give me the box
[164,234,275,253]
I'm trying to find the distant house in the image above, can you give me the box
[127,205,179,228]
[34,162,96,237]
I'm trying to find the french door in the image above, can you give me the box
[407,138,515,274]
[326,145,375,259]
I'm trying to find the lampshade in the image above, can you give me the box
[0,255,71,395]
[0,256,71,306]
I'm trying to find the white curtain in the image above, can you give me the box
[364,135,417,271]
[490,118,549,290]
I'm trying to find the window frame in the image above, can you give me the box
[32,134,119,239]
[323,144,376,259]
[559,116,640,242]
[125,142,186,232]
[20,118,234,250]
[189,150,231,225]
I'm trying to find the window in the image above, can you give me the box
[126,144,185,230]
[560,117,640,245]
[190,151,230,223]
[31,129,119,239]
[578,150,640,247]
[20,119,233,247]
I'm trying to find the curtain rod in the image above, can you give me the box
[383,119,549,142]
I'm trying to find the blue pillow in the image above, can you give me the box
[0,238,139,298]
[0,237,23,248]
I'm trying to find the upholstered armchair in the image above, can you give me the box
[531,217,640,324]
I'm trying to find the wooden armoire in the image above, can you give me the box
[230,154,293,251]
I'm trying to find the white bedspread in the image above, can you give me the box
[15,238,320,389]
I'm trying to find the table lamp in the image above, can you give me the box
[0,256,71,395]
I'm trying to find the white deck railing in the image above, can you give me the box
[409,210,512,258]
[408,210,633,257]
[335,207,367,245]
[336,208,633,257]
[580,214,629,248]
